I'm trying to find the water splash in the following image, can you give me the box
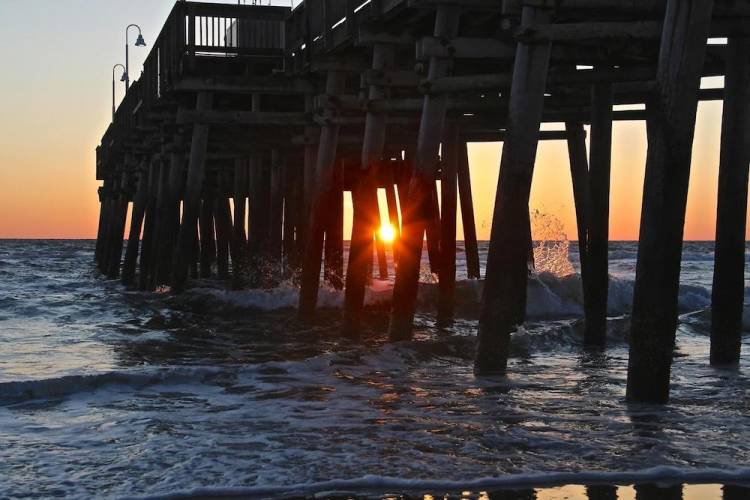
[531,209,575,277]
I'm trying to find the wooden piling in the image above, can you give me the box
[199,189,217,279]
[426,182,442,274]
[626,0,714,403]
[158,141,186,286]
[269,149,284,269]
[474,5,553,375]
[344,43,395,334]
[148,157,171,289]
[324,162,345,290]
[710,36,750,366]
[121,164,149,286]
[100,179,119,273]
[586,485,618,500]
[232,158,249,287]
[282,160,298,272]
[389,5,461,341]
[96,184,112,271]
[106,171,130,279]
[139,161,159,291]
[214,190,233,281]
[248,154,271,286]
[438,124,459,324]
[299,71,346,320]
[584,81,613,347]
[384,182,401,246]
[457,141,481,280]
[172,92,212,293]
[565,121,590,279]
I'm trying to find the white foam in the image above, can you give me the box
[0,366,224,405]
[133,467,750,499]
[186,272,714,321]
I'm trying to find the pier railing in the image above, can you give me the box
[286,0,405,68]
[98,1,289,180]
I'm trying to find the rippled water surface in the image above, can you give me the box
[0,240,748,499]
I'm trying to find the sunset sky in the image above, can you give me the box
[0,1,739,240]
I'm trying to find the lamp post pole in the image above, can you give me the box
[112,64,126,121]
[125,24,146,90]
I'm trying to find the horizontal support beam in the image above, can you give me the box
[357,27,415,46]
[422,66,656,93]
[517,18,750,42]
[408,0,507,10]
[516,21,662,43]
[172,76,315,95]
[178,110,309,126]
[502,0,750,17]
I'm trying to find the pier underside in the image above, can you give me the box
[96,0,750,404]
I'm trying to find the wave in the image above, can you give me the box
[0,366,224,406]
[179,273,714,320]
[136,466,750,499]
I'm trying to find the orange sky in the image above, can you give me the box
[0,2,742,241]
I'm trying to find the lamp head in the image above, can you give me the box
[120,72,128,82]
[135,34,146,47]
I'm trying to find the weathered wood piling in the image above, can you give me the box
[96,0,749,404]
[710,36,750,367]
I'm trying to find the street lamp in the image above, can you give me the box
[125,24,147,90]
[112,64,127,121]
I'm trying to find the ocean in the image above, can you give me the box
[0,239,748,499]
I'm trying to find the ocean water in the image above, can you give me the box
[0,239,749,499]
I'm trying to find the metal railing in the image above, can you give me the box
[99,1,289,179]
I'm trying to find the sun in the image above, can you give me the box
[379,223,396,243]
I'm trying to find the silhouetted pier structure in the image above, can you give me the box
[95,0,750,404]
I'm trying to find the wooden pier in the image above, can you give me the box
[95,0,750,404]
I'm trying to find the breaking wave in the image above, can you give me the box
[0,367,224,406]
[178,272,713,321]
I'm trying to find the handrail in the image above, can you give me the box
[100,1,289,179]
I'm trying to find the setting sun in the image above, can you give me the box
[379,223,396,243]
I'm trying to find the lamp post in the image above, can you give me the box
[125,24,147,90]
[112,64,127,121]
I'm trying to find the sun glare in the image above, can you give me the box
[379,223,396,243]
